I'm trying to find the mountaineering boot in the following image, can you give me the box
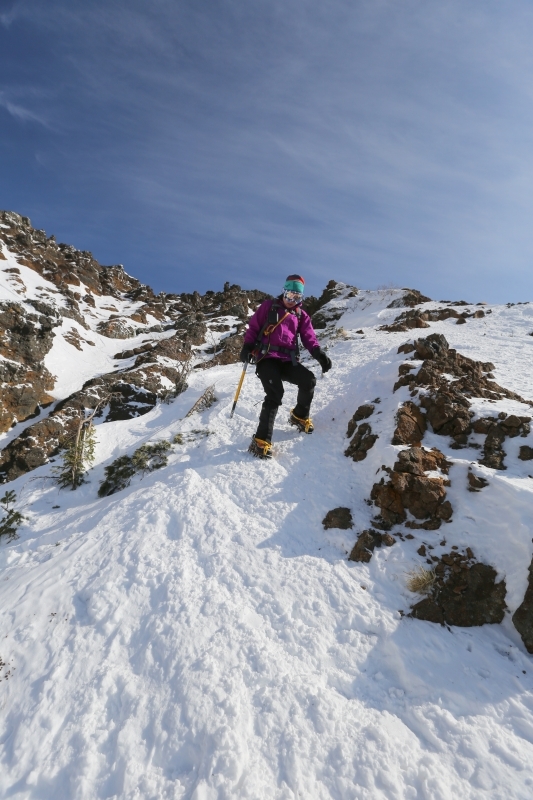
[248,437,273,459]
[289,409,314,434]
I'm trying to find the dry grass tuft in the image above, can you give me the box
[406,566,436,594]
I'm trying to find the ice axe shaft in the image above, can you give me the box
[229,362,248,418]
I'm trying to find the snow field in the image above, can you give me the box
[2,288,533,797]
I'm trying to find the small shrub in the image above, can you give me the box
[131,441,171,473]
[406,566,436,594]
[172,433,184,445]
[98,455,136,497]
[55,420,96,489]
[98,441,172,497]
[184,385,217,418]
[0,491,26,542]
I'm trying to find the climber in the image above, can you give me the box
[239,274,332,459]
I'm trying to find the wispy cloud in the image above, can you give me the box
[0,92,50,127]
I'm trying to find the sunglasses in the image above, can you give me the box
[283,290,303,303]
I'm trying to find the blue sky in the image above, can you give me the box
[1,0,533,301]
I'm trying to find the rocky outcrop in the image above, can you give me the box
[342,331,532,636]
[410,549,507,627]
[393,333,531,464]
[196,331,246,370]
[0,330,194,482]
[0,211,273,481]
[371,447,452,530]
[381,305,488,333]
[386,289,432,309]
[304,280,358,329]
[0,301,61,432]
[0,210,155,302]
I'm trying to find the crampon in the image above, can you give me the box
[289,410,314,434]
[248,437,273,459]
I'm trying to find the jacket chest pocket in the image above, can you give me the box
[278,316,298,345]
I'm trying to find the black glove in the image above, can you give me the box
[312,347,332,373]
[239,343,255,363]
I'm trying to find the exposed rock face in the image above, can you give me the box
[371,448,452,530]
[195,331,245,370]
[0,331,192,482]
[393,334,531,465]
[322,507,353,530]
[304,279,358,329]
[410,549,507,626]
[392,401,426,445]
[1,211,271,482]
[512,558,533,653]
[0,301,61,432]
[348,529,395,562]
[0,210,147,301]
[341,329,527,636]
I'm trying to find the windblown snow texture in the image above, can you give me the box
[2,236,533,797]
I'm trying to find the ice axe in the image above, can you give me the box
[229,362,249,418]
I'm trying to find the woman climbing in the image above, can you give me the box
[239,274,332,459]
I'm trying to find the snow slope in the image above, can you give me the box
[2,287,533,799]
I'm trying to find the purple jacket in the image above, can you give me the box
[244,297,319,362]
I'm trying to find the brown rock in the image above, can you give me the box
[348,529,389,562]
[467,472,489,492]
[513,557,533,653]
[346,403,375,437]
[344,422,378,461]
[371,447,451,529]
[386,289,432,308]
[519,446,533,461]
[0,301,61,433]
[472,417,496,434]
[411,557,506,626]
[323,507,353,530]
[392,401,426,445]
[479,423,507,470]
[397,343,415,354]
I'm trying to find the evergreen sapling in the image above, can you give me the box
[0,490,25,541]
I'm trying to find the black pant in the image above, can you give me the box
[255,358,316,441]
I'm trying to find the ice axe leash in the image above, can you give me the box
[229,362,248,418]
